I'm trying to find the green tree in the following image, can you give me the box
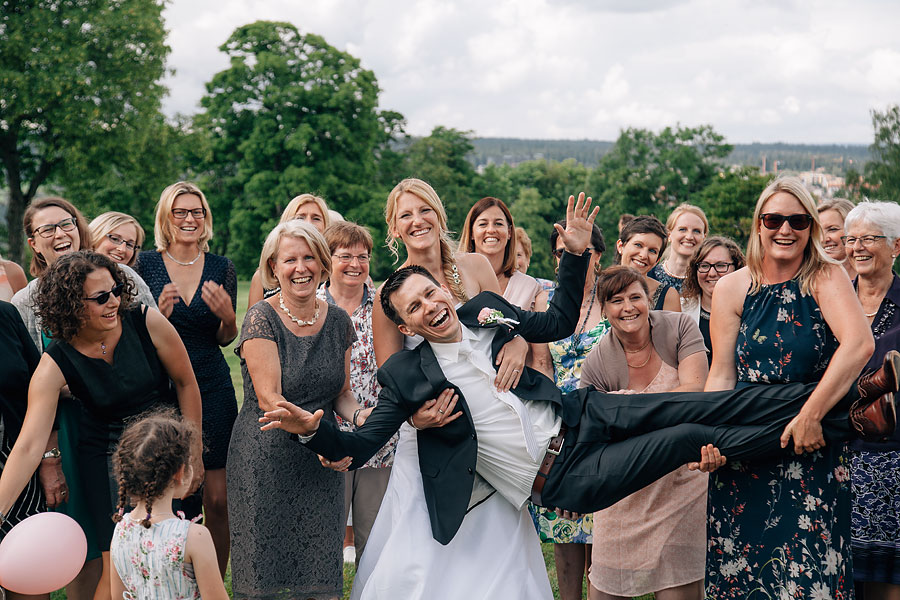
[198,21,393,275]
[864,105,900,202]
[693,167,771,248]
[0,0,169,263]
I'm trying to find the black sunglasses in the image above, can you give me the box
[84,283,124,305]
[759,213,813,231]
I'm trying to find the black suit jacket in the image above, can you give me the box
[304,250,589,544]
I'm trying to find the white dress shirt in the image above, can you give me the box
[431,325,562,510]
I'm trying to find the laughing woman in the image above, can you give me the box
[615,216,681,312]
[648,204,708,292]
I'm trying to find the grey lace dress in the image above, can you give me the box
[227,300,356,600]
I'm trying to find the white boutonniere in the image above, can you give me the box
[477,307,520,329]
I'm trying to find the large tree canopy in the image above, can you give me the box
[865,104,900,202]
[0,0,169,261]
[198,21,392,275]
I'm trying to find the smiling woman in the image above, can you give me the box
[649,204,708,293]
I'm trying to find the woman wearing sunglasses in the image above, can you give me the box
[703,177,874,599]
[89,211,146,267]
[0,251,203,599]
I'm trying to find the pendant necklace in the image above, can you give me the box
[100,341,107,355]
[279,293,320,327]
[165,249,202,266]
[568,276,599,357]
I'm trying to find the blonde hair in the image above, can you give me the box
[259,220,332,290]
[515,226,533,260]
[817,197,855,221]
[280,194,331,230]
[665,203,709,235]
[385,178,468,302]
[89,211,146,266]
[154,182,213,252]
[746,177,834,296]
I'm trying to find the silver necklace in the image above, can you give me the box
[279,293,320,327]
[165,249,202,266]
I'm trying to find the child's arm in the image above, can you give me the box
[185,523,229,600]
[110,555,126,599]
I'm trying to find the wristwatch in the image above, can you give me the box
[41,447,61,459]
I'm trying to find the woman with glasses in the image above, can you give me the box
[680,237,746,363]
[818,198,857,280]
[704,177,874,599]
[841,201,900,599]
[89,211,145,267]
[0,251,203,599]
[135,181,237,577]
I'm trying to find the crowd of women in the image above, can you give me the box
[0,173,897,600]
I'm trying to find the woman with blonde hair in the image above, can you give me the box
[135,181,237,577]
[704,176,873,598]
[89,211,145,267]
[247,193,332,306]
[648,204,708,292]
[818,197,857,279]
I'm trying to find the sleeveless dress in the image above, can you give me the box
[136,251,237,470]
[45,307,178,551]
[705,279,853,599]
[650,281,674,310]
[649,263,685,292]
[528,307,609,545]
[111,515,200,600]
[590,361,708,596]
[503,270,542,311]
[349,326,553,599]
[227,301,356,600]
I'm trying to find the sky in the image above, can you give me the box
[160,0,900,145]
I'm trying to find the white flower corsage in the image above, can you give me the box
[477,307,520,329]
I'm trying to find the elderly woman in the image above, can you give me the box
[247,193,332,306]
[581,265,708,600]
[616,215,681,311]
[0,251,202,599]
[227,220,367,600]
[648,204,709,292]
[842,201,900,599]
[818,197,857,279]
[704,177,874,598]
[89,211,145,267]
[135,181,237,575]
[680,237,746,362]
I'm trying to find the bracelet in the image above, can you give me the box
[352,408,362,428]
[42,447,61,460]
[407,416,424,431]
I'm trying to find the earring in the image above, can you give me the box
[594,261,602,275]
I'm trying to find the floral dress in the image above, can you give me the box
[705,279,853,600]
[528,312,609,544]
[110,515,200,600]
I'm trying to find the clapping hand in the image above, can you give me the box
[259,401,324,436]
[553,193,600,257]
[201,280,236,323]
[158,282,181,318]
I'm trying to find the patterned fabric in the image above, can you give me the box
[136,251,237,470]
[851,449,900,584]
[111,515,200,600]
[650,281,673,311]
[706,279,853,600]
[227,301,356,599]
[528,297,609,544]
[319,283,397,469]
[648,263,685,292]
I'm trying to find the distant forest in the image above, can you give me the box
[470,138,871,175]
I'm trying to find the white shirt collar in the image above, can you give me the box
[430,324,479,363]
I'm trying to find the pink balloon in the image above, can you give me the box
[0,512,87,594]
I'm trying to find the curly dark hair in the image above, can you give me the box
[112,409,198,528]
[35,251,135,341]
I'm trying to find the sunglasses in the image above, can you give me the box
[759,213,813,231]
[84,283,124,305]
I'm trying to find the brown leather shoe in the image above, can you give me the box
[857,350,900,399]
[850,393,897,442]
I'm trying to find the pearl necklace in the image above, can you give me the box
[279,293,320,327]
[165,249,202,266]
[662,260,685,279]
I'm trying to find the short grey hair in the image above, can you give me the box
[844,201,900,244]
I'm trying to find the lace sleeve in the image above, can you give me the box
[239,303,277,346]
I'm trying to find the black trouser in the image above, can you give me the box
[542,382,856,513]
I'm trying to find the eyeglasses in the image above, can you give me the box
[33,217,77,239]
[171,208,207,220]
[105,233,137,251]
[841,235,887,247]
[333,253,370,264]
[759,213,813,231]
[697,261,735,274]
[84,283,124,305]
[553,247,595,259]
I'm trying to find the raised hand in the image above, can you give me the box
[553,193,600,256]
[259,401,324,436]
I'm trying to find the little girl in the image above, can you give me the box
[109,412,228,600]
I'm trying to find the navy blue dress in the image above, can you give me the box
[705,279,853,599]
[136,251,237,469]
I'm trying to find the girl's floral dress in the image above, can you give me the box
[528,309,609,544]
[110,515,200,600]
[706,279,853,600]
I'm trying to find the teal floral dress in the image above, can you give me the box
[528,308,609,544]
[705,279,853,599]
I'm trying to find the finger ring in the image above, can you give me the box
[513,369,520,373]
[61,490,67,496]
[438,409,445,414]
